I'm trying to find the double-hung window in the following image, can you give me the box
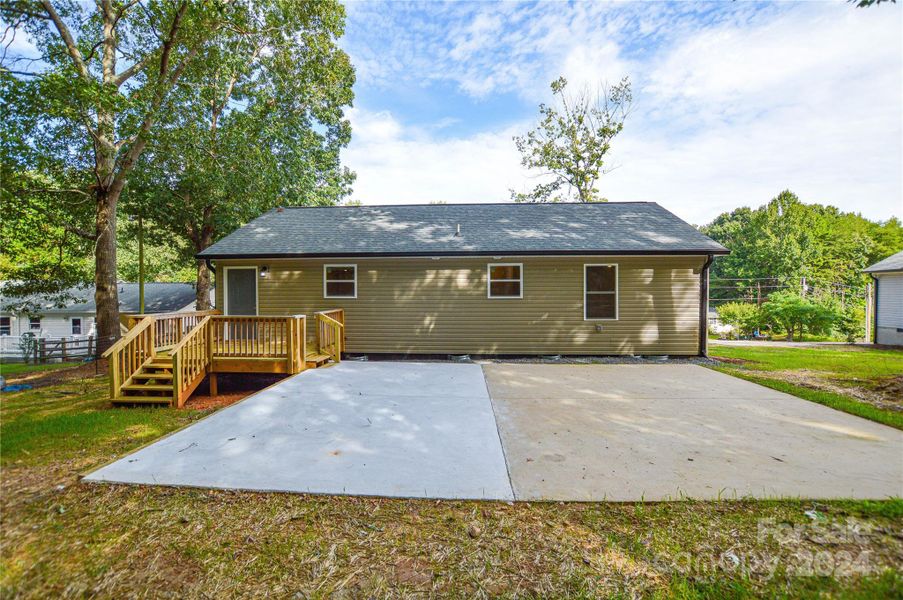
[487,263,522,298]
[324,265,357,298]
[584,264,618,320]
[0,316,10,336]
[71,318,82,335]
[29,317,41,331]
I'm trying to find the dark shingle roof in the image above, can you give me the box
[2,283,198,314]
[863,250,903,274]
[198,202,728,258]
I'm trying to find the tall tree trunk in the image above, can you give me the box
[193,215,215,310]
[195,259,212,310]
[94,189,119,353]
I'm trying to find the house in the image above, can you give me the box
[197,202,729,356]
[0,282,199,349]
[864,250,903,346]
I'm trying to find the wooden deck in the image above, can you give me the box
[103,309,345,407]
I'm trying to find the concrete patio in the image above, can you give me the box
[85,361,903,501]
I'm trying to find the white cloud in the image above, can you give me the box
[343,2,902,224]
[345,108,527,205]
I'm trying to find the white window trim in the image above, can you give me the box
[29,316,42,330]
[323,264,357,299]
[0,316,10,336]
[584,263,619,321]
[71,317,82,335]
[487,262,523,299]
[222,266,259,315]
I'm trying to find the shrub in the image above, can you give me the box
[716,302,762,338]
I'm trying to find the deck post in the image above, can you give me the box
[287,317,295,374]
[110,353,120,400]
[172,354,181,407]
[62,338,68,361]
[209,373,218,396]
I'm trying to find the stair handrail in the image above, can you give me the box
[316,313,344,363]
[101,316,154,358]
[102,316,156,401]
[170,315,213,408]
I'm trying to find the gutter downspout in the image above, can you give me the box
[699,254,715,357]
[871,274,879,345]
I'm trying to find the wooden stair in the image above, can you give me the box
[112,352,175,406]
[305,340,332,368]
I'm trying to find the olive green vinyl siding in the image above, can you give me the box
[215,256,705,355]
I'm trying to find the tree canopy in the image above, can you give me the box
[701,190,902,304]
[1,0,355,343]
[511,76,632,203]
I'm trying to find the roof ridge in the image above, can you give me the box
[275,201,657,209]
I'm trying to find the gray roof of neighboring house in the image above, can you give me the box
[863,250,903,274]
[1,283,198,315]
[198,202,729,259]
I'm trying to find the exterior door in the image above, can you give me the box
[225,267,258,315]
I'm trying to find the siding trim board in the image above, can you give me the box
[214,255,706,356]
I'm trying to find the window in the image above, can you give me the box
[488,263,523,298]
[584,264,618,320]
[71,318,82,335]
[0,317,9,336]
[324,264,357,298]
[29,317,41,331]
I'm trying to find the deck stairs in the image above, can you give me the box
[112,342,337,406]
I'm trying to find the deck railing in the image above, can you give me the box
[102,316,156,400]
[170,316,213,408]
[316,310,344,363]
[108,310,337,404]
[211,315,307,374]
[122,310,220,350]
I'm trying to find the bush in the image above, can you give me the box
[716,302,762,338]
[835,302,866,342]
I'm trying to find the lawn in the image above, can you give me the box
[0,361,80,378]
[708,344,903,429]
[1,376,901,597]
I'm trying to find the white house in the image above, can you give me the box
[0,283,201,357]
[864,250,903,347]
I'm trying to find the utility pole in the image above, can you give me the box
[138,213,145,314]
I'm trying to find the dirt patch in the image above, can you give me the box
[754,369,903,413]
[4,360,108,388]
[183,373,287,410]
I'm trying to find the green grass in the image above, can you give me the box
[0,361,80,377]
[2,376,901,597]
[708,345,903,382]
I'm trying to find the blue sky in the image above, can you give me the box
[339,1,903,225]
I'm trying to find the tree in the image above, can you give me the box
[511,76,632,203]
[760,291,837,341]
[126,2,354,308]
[1,1,328,349]
[701,190,903,305]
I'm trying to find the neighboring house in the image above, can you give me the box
[708,309,734,337]
[198,202,729,356]
[0,282,199,343]
[864,250,903,347]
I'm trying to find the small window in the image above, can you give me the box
[29,317,41,331]
[487,263,523,298]
[584,264,618,320]
[71,318,82,335]
[0,316,10,336]
[324,264,357,298]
